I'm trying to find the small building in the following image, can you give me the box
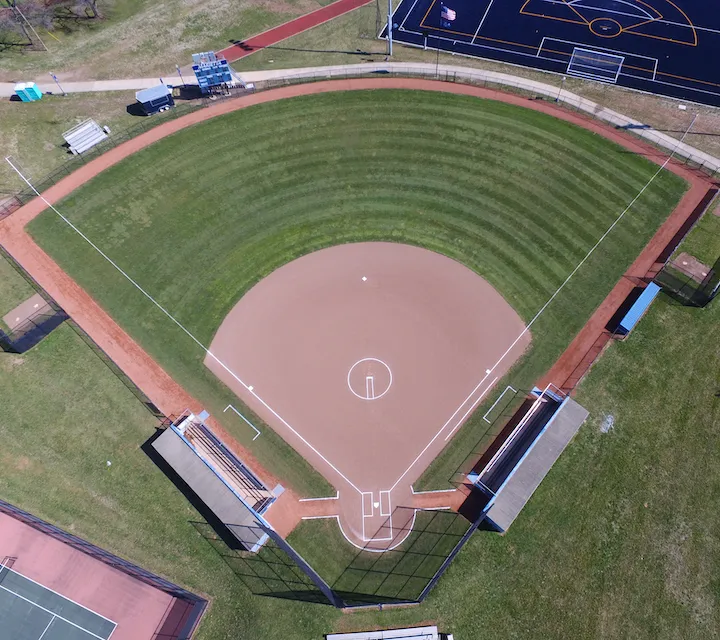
[135,84,175,115]
[14,82,42,102]
[62,119,108,155]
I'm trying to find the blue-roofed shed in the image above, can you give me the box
[135,84,174,115]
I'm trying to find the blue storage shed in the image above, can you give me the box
[135,84,175,115]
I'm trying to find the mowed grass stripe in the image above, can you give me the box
[27,89,687,493]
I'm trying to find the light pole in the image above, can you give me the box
[176,64,186,86]
[555,75,566,102]
[49,72,66,96]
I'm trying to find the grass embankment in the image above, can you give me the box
[27,89,686,493]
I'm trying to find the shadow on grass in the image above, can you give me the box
[190,504,484,607]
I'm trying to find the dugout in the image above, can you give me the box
[614,282,661,338]
[135,84,175,115]
[469,385,589,533]
[151,412,276,552]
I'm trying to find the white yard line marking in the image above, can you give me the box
[223,404,261,440]
[472,0,496,44]
[398,0,421,31]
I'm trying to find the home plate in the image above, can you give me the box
[373,501,379,508]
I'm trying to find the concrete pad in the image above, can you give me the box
[3,293,51,331]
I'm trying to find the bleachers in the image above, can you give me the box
[175,415,274,514]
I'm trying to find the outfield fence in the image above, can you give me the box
[2,64,720,221]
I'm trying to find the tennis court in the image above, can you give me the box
[0,565,116,640]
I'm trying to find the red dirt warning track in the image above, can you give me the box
[218,0,373,63]
[0,78,716,548]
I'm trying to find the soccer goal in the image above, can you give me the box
[567,47,624,83]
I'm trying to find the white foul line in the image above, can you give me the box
[6,112,697,507]
[5,157,363,496]
[389,112,698,492]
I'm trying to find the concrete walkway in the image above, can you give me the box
[3,61,719,172]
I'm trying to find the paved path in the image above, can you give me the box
[3,61,719,172]
[1,78,715,548]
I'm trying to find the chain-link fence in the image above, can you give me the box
[0,497,207,639]
[2,65,719,220]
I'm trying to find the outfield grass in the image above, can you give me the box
[27,89,687,494]
[0,249,719,638]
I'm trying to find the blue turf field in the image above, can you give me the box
[387,0,720,106]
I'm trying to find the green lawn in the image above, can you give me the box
[0,248,719,638]
[0,0,331,81]
[27,89,687,494]
[0,91,140,192]
[673,201,720,266]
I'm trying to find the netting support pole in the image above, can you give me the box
[260,524,344,608]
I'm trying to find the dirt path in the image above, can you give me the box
[0,78,715,546]
[218,0,374,63]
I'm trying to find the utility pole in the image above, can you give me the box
[387,0,393,56]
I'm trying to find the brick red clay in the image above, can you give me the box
[217,0,373,64]
[0,512,175,640]
[0,79,716,551]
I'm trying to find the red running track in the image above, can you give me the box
[219,0,374,63]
